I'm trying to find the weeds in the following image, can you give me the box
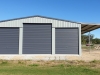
[59,64,64,67]
[1,61,8,64]
[90,60,100,63]
[29,64,39,67]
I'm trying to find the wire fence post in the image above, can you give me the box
[89,31,91,53]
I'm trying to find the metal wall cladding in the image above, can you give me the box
[0,28,19,54]
[55,28,79,54]
[0,17,80,27]
[23,24,52,54]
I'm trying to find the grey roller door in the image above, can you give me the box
[55,28,79,54]
[0,28,19,54]
[23,23,52,54]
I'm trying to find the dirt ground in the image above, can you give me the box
[67,49,100,61]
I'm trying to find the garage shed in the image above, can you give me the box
[0,15,82,57]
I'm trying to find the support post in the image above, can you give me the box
[79,24,81,56]
[52,28,55,55]
[88,31,91,53]
[19,27,23,55]
[89,32,90,45]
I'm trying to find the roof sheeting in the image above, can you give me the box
[81,24,100,34]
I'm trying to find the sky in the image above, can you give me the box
[0,0,100,38]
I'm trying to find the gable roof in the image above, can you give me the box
[0,15,100,34]
[0,15,80,24]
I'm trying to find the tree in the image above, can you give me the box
[92,38,100,44]
[81,34,94,44]
[81,34,88,44]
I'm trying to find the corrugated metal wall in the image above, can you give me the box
[0,17,80,27]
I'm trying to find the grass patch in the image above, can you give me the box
[29,64,39,67]
[1,61,8,65]
[90,60,100,63]
[18,61,24,64]
[0,60,99,75]
[82,45,95,50]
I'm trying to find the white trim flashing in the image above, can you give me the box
[79,24,82,56]
[52,28,55,55]
[19,27,23,55]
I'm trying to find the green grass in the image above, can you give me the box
[82,45,95,50]
[0,60,99,75]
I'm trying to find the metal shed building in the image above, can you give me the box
[0,15,84,60]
